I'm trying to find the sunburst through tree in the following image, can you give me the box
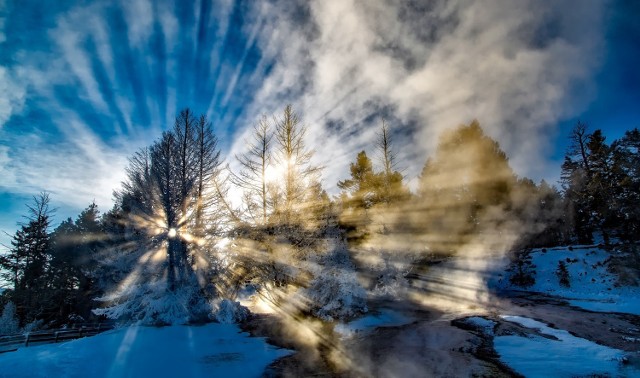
[93,109,227,324]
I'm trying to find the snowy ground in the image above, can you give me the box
[334,308,414,338]
[2,244,638,377]
[462,316,496,335]
[492,244,640,315]
[322,243,640,376]
[0,323,291,378]
[495,315,639,378]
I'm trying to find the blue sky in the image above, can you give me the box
[0,0,639,247]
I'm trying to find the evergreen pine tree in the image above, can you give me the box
[418,121,516,253]
[556,260,570,287]
[337,150,377,210]
[0,193,53,324]
[612,129,640,240]
[375,120,409,205]
[508,248,536,287]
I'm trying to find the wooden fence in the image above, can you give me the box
[0,323,114,354]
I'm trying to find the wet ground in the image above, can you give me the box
[241,291,640,377]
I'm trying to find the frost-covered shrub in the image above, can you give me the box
[23,319,44,333]
[351,246,416,298]
[301,236,368,321]
[94,280,210,326]
[369,250,415,298]
[608,245,640,286]
[372,271,409,298]
[302,266,368,321]
[210,299,249,324]
[67,313,85,324]
[0,302,20,335]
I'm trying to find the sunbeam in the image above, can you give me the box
[1,1,640,377]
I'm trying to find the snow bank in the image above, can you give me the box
[0,323,291,378]
[334,309,413,338]
[210,299,249,324]
[496,315,638,378]
[461,316,496,336]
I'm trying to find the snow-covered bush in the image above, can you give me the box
[67,313,85,324]
[301,236,368,321]
[23,319,44,333]
[608,245,640,286]
[210,299,249,324]
[302,266,368,321]
[94,279,210,326]
[0,301,20,335]
[370,250,414,298]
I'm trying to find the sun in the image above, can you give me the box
[168,228,177,238]
[264,163,286,184]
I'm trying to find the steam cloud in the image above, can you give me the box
[231,0,605,190]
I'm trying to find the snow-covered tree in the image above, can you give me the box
[614,128,640,239]
[0,301,20,335]
[94,109,224,325]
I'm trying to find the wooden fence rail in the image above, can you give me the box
[0,323,114,354]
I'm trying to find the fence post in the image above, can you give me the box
[24,333,30,347]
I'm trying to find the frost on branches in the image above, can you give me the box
[301,235,368,321]
[210,299,249,324]
[93,275,210,326]
[0,302,20,335]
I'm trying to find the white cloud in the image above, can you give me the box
[0,67,27,128]
[0,145,14,184]
[0,128,135,210]
[0,18,5,44]
[0,0,6,44]
[121,0,154,48]
[0,0,608,220]
[0,0,158,210]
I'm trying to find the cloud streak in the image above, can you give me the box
[0,0,607,233]
[0,0,257,216]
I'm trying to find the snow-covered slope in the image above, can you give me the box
[0,323,291,378]
[493,245,640,315]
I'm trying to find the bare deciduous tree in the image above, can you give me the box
[231,117,273,225]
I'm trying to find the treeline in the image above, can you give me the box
[1,107,638,330]
[0,194,102,331]
[562,122,640,243]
